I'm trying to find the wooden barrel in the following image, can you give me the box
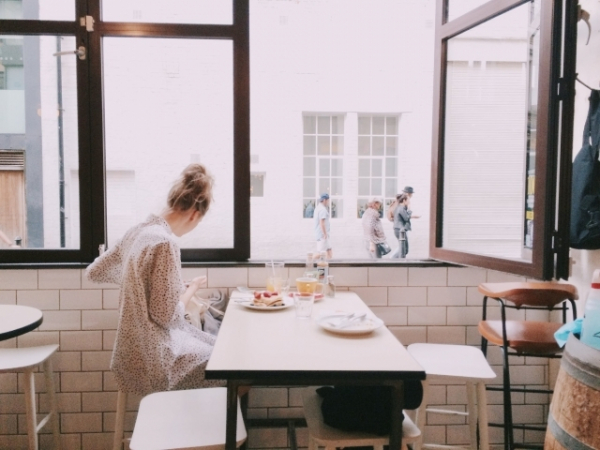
[545,334,600,450]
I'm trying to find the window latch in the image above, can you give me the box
[53,46,86,60]
[80,15,95,32]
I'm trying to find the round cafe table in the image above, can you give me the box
[0,305,43,341]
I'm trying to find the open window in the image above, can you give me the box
[430,0,576,280]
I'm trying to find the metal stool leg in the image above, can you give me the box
[23,369,38,450]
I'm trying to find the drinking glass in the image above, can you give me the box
[296,276,317,294]
[293,292,314,318]
[265,261,285,292]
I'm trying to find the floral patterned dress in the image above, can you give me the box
[86,214,223,396]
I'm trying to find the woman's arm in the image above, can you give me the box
[180,276,207,308]
[86,243,123,285]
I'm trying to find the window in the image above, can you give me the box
[251,173,264,197]
[302,115,344,219]
[430,0,575,279]
[357,116,399,218]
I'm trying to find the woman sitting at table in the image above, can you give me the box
[86,164,224,396]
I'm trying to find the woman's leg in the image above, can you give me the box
[400,231,408,258]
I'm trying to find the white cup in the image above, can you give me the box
[293,292,314,318]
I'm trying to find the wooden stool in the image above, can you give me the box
[0,345,61,450]
[130,387,247,450]
[407,343,496,450]
[478,282,578,450]
[112,390,128,450]
[301,386,421,450]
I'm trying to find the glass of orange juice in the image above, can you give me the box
[266,262,285,292]
[296,276,318,294]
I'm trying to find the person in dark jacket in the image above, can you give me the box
[391,193,411,258]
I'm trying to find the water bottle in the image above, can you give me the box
[581,269,600,350]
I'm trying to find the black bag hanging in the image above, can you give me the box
[570,90,600,249]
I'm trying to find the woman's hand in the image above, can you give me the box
[181,276,207,308]
[187,276,207,291]
[369,242,376,253]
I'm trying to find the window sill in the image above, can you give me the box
[0,259,457,270]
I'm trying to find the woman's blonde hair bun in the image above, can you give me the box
[167,163,214,217]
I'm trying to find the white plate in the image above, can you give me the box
[238,298,294,311]
[317,314,384,335]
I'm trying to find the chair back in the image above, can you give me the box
[478,282,578,308]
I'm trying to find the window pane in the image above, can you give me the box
[442,2,537,261]
[319,178,330,195]
[358,116,370,135]
[386,116,398,135]
[331,159,343,176]
[447,0,490,22]
[103,37,234,249]
[304,135,316,155]
[331,135,343,155]
[357,199,368,218]
[303,116,316,134]
[372,116,385,135]
[371,178,382,195]
[303,157,316,176]
[331,116,342,134]
[317,136,330,155]
[0,0,74,20]
[372,136,384,156]
[331,199,342,219]
[317,116,330,134]
[386,158,397,176]
[371,159,383,176]
[358,159,370,177]
[358,136,370,156]
[331,178,343,196]
[303,199,315,218]
[385,178,397,197]
[102,0,232,25]
[386,136,397,155]
[319,158,330,176]
[0,35,80,249]
[251,173,264,197]
[358,178,370,196]
[303,178,316,197]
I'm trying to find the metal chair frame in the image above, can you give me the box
[480,295,577,450]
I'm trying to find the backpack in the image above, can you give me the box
[571,90,600,249]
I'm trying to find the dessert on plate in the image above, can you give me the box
[252,290,284,307]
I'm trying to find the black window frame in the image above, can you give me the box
[429,0,576,280]
[0,0,250,265]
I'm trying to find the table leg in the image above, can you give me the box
[389,380,404,450]
[226,380,239,450]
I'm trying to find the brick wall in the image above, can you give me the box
[0,266,550,449]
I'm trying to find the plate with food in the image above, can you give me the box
[236,291,294,311]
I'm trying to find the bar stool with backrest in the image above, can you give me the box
[477,282,578,450]
[0,345,61,450]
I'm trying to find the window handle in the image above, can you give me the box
[80,15,95,32]
[53,46,86,60]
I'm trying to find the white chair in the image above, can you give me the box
[407,343,496,450]
[301,386,421,450]
[129,387,247,450]
[0,345,61,450]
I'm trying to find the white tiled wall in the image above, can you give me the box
[0,266,550,450]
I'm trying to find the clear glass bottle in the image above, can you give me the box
[316,251,329,284]
[326,275,336,298]
[305,252,314,277]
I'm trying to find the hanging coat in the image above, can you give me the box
[571,90,600,249]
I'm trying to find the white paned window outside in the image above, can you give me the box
[302,115,344,219]
[357,115,399,218]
